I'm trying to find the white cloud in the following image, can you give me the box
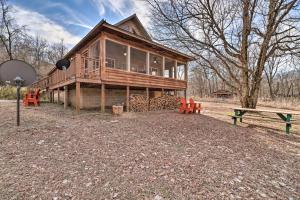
[12,5,81,47]
[91,0,151,28]
[42,2,93,29]
[132,0,151,28]
[92,0,129,16]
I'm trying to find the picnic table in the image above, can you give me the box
[232,107,300,134]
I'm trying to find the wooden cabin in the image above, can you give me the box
[32,14,193,112]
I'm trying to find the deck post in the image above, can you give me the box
[146,87,149,111]
[127,46,131,72]
[64,85,68,109]
[57,88,60,104]
[49,90,52,103]
[162,56,165,77]
[174,60,177,79]
[174,90,177,97]
[162,88,164,96]
[184,89,187,99]
[146,52,150,74]
[184,63,188,81]
[52,90,54,103]
[75,53,81,78]
[101,84,105,112]
[126,85,130,112]
[100,34,106,77]
[76,82,80,113]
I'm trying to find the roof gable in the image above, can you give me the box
[114,14,152,40]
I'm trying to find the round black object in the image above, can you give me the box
[0,60,37,86]
[56,59,70,70]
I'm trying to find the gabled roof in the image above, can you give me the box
[114,14,152,40]
[61,14,194,70]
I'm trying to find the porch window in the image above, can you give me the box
[164,58,175,78]
[89,41,100,70]
[106,40,127,70]
[130,48,147,73]
[150,53,163,76]
[177,62,186,80]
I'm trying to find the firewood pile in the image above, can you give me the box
[129,94,179,112]
[129,95,148,112]
[149,95,179,111]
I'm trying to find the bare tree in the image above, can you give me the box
[146,0,300,108]
[264,56,283,99]
[47,39,67,64]
[32,35,48,68]
[0,0,25,60]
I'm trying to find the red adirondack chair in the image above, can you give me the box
[187,98,202,114]
[179,98,188,113]
[23,89,40,106]
[186,98,195,113]
[194,101,202,114]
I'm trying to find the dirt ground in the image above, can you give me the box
[0,101,299,199]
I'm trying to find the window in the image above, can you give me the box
[164,58,175,78]
[150,53,163,76]
[177,62,186,80]
[106,40,128,70]
[130,48,147,73]
[89,41,100,70]
[82,51,89,75]
[122,25,130,31]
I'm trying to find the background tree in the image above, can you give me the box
[0,0,26,60]
[264,56,283,99]
[47,39,67,64]
[146,0,300,108]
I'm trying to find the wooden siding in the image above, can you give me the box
[103,68,186,89]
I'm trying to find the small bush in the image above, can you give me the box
[0,86,27,100]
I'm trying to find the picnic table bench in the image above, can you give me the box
[232,107,300,134]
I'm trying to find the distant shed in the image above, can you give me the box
[212,90,235,98]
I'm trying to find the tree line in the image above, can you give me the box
[0,0,67,78]
[146,0,300,108]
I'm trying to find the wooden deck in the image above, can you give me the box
[32,56,187,90]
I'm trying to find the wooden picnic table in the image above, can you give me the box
[232,107,300,134]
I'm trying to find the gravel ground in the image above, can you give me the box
[0,102,299,199]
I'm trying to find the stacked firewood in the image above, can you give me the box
[149,95,179,111]
[129,95,148,112]
[129,94,179,112]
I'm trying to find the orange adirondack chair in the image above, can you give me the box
[187,98,202,114]
[23,89,40,106]
[179,98,188,113]
[186,98,195,113]
[194,102,202,114]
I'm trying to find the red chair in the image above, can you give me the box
[23,89,40,106]
[186,98,195,113]
[187,98,202,114]
[179,98,188,113]
[194,101,202,114]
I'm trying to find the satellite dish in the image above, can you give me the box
[0,60,37,126]
[0,60,37,87]
[56,59,70,70]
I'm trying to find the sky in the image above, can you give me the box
[9,0,150,47]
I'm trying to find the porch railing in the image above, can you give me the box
[80,57,101,79]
